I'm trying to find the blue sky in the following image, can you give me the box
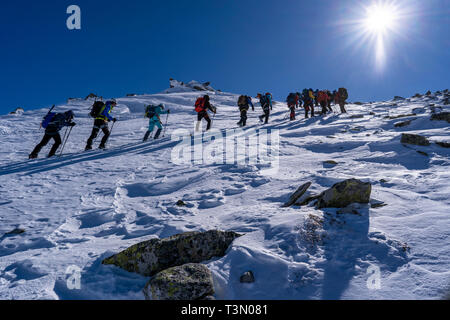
[0,0,449,114]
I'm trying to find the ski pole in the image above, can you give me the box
[59,126,73,157]
[103,121,116,148]
[162,113,169,138]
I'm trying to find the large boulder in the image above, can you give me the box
[316,179,372,209]
[143,263,214,300]
[102,230,242,276]
[431,112,450,123]
[401,133,431,146]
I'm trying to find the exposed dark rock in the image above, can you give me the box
[401,133,430,146]
[385,113,416,120]
[85,93,98,100]
[9,108,24,115]
[282,182,312,207]
[394,120,413,128]
[143,263,214,300]
[370,199,387,209]
[240,271,255,284]
[431,112,450,123]
[436,142,450,148]
[417,151,429,157]
[176,200,187,207]
[102,230,242,277]
[5,228,26,236]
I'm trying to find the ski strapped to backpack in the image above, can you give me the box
[90,101,106,118]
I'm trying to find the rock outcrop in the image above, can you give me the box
[282,182,312,207]
[102,230,242,277]
[143,263,214,300]
[401,133,431,146]
[431,112,450,123]
[316,179,372,209]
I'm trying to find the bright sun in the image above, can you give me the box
[364,4,398,34]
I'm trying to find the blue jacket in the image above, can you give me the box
[148,105,168,122]
[247,97,254,109]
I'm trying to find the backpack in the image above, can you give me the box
[318,91,327,102]
[287,93,296,104]
[238,95,247,106]
[339,88,348,100]
[145,105,157,118]
[260,95,269,108]
[195,97,206,113]
[41,112,56,129]
[90,101,105,118]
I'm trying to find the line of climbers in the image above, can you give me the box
[29,99,119,159]
[235,88,348,127]
[28,88,348,159]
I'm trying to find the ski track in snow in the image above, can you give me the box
[0,90,449,300]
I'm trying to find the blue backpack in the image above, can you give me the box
[41,112,56,129]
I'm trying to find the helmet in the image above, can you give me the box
[204,95,210,101]
[159,104,165,109]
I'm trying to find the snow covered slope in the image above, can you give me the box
[0,87,449,300]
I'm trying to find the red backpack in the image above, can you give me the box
[195,97,206,113]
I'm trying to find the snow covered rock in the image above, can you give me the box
[143,263,214,300]
[316,179,372,209]
[401,133,431,146]
[431,112,450,123]
[102,230,242,277]
[9,107,24,115]
[166,78,216,93]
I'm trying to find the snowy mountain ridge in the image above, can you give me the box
[0,86,449,300]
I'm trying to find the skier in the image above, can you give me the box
[237,95,250,127]
[326,90,333,112]
[265,92,273,110]
[295,92,302,109]
[314,89,319,107]
[302,89,314,119]
[336,88,349,113]
[195,95,216,132]
[317,90,330,115]
[143,104,170,141]
[85,99,117,151]
[29,110,76,159]
[257,93,271,124]
[286,93,297,121]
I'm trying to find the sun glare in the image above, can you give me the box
[364,4,397,34]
